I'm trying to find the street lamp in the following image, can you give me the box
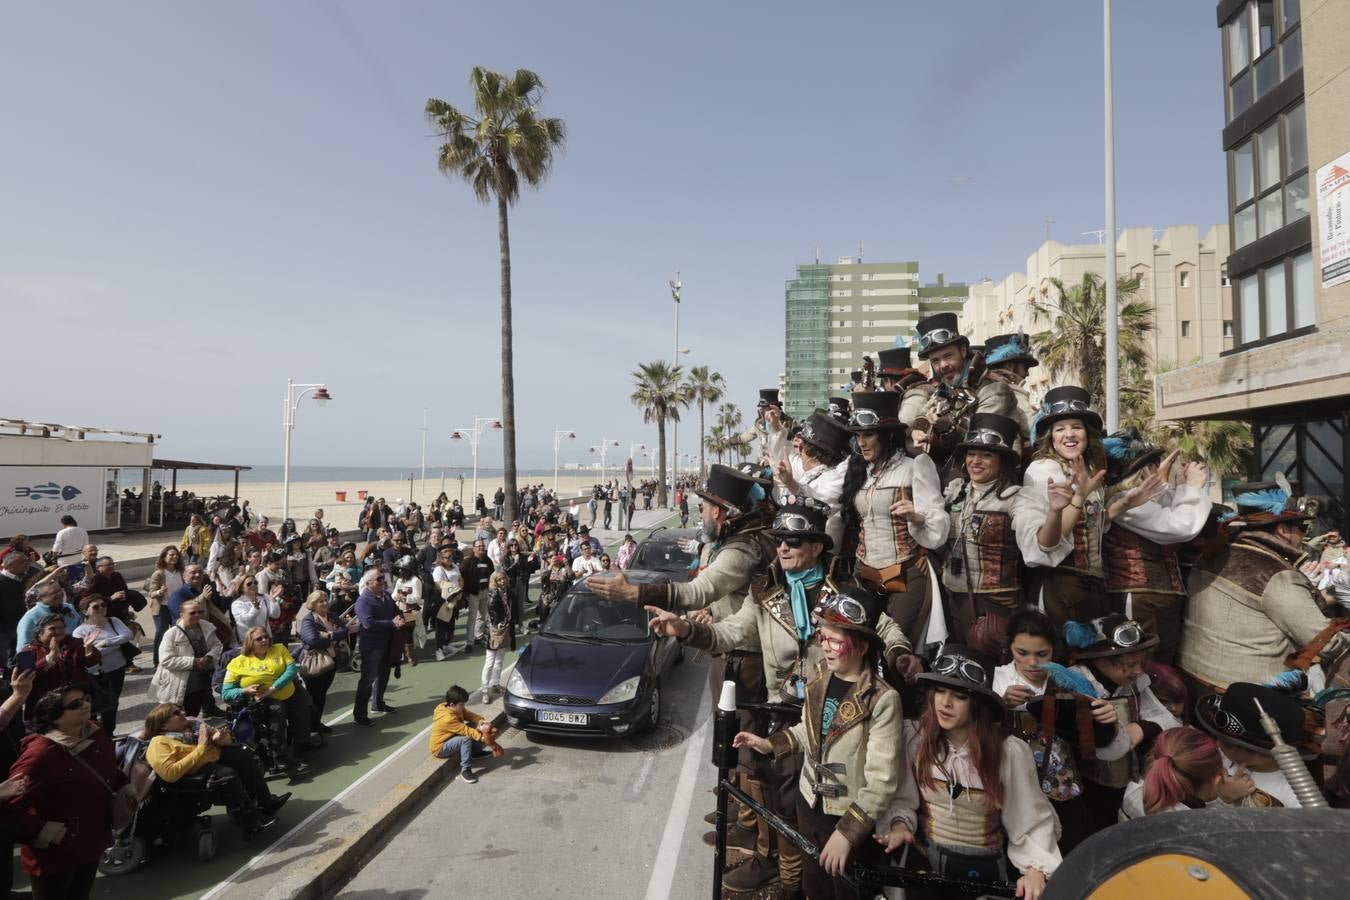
[282,379,331,522]
[553,429,576,494]
[588,439,621,484]
[449,416,502,507]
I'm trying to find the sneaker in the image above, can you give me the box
[374,703,397,713]
[460,768,478,784]
[353,718,374,727]
[261,792,292,814]
[435,649,447,662]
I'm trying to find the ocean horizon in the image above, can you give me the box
[168,464,635,485]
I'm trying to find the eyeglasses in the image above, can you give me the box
[185,610,203,617]
[818,633,849,651]
[847,409,884,428]
[1042,398,1092,417]
[933,653,988,685]
[62,697,91,711]
[815,592,867,626]
[918,327,959,351]
[964,428,1009,448]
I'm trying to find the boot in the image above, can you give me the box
[701,824,756,854]
[722,855,778,893]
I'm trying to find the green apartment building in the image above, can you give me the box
[783,256,968,419]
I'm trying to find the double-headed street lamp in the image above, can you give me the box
[553,429,576,493]
[449,416,501,506]
[281,378,332,522]
[589,439,621,484]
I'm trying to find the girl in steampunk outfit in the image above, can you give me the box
[839,391,950,650]
[774,411,853,548]
[1100,429,1213,667]
[1020,386,1111,632]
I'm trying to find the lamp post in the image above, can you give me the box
[589,439,621,484]
[419,409,428,505]
[449,416,501,507]
[669,274,682,506]
[553,429,576,494]
[1103,0,1120,432]
[281,378,331,523]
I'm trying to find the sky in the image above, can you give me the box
[0,1,1228,472]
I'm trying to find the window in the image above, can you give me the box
[1239,275,1261,343]
[1285,173,1310,222]
[1258,189,1284,237]
[1281,29,1302,76]
[1264,262,1288,335]
[1285,103,1307,172]
[1181,320,1192,337]
[1292,250,1314,328]
[1235,205,1257,248]
[1257,122,1280,191]
[1179,270,1191,289]
[1227,10,1251,76]
[1230,103,1307,248]
[1223,320,1235,337]
[1257,1,1276,54]
[1282,0,1300,32]
[1225,1,1300,122]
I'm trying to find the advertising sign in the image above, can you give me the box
[1317,151,1350,289]
[0,467,106,535]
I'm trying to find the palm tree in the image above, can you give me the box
[426,68,566,524]
[685,366,726,479]
[1122,366,1252,479]
[704,424,729,465]
[1028,273,1153,410]
[631,361,687,507]
[716,402,746,461]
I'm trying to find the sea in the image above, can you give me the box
[169,465,572,486]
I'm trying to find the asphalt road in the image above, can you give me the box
[338,650,721,900]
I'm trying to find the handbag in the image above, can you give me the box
[436,591,461,624]
[300,644,335,678]
[1020,695,1084,802]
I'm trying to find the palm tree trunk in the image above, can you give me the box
[656,417,668,509]
[698,399,706,480]
[496,190,519,524]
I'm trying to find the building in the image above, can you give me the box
[1155,0,1350,530]
[783,257,968,419]
[961,226,1233,400]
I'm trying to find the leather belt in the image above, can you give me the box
[856,554,924,594]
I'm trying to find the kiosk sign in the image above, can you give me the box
[0,467,105,534]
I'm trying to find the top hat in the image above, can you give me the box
[812,585,884,651]
[845,391,905,433]
[1063,614,1159,659]
[917,643,1004,711]
[914,312,967,360]
[339,541,357,554]
[798,411,852,460]
[1103,428,1165,486]
[827,396,851,423]
[1222,482,1318,531]
[1032,385,1103,441]
[1194,682,1316,761]
[983,332,1039,369]
[758,389,783,408]
[735,462,774,487]
[849,370,863,386]
[769,499,833,551]
[692,464,768,516]
[877,346,914,376]
[954,413,1023,471]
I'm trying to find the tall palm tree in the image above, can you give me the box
[631,361,687,507]
[705,424,729,465]
[426,68,566,524]
[716,402,746,461]
[1122,366,1252,479]
[1028,272,1153,410]
[685,366,726,479]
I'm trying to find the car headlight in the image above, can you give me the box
[598,676,641,705]
[506,667,532,700]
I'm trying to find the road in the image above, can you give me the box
[338,651,721,900]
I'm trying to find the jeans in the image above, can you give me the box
[464,592,489,645]
[494,504,503,521]
[436,734,478,769]
[152,608,173,665]
[97,666,127,733]
[353,643,391,721]
[199,744,272,809]
[30,862,98,900]
[435,619,455,652]
[603,507,612,529]
[305,668,336,722]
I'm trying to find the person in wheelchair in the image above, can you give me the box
[142,703,290,836]
[221,627,319,770]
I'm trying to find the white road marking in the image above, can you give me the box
[630,750,658,797]
[642,690,711,900]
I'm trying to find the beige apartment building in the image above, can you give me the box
[1156,0,1349,531]
[961,225,1233,395]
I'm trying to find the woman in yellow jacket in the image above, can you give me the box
[142,702,290,835]
[222,627,319,768]
[179,514,212,565]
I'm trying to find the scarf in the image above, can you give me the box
[784,564,825,642]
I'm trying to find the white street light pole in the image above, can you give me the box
[1103,0,1120,432]
[419,409,428,505]
[281,378,332,523]
[591,438,620,484]
[670,273,681,506]
[553,429,576,493]
[449,416,501,506]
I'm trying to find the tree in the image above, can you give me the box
[631,361,688,507]
[716,403,746,462]
[1122,366,1253,479]
[426,68,566,524]
[704,424,729,465]
[684,366,726,480]
[1028,273,1153,411]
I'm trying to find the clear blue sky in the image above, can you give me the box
[0,0,1226,471]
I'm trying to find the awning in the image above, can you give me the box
[152,458,252,472]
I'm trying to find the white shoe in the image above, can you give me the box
[435,649,447,662]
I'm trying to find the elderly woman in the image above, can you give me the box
[298,591,345,731]
[150,599,223,717]
[72,595,133,733]
[23,615,99,717]
[223,627,318,766]
[142,703,290,836]
[5,685,128,900]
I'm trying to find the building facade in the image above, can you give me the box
[783,257,968,419]
[1156,0,1350,531]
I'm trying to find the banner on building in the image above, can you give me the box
[1317,151,1350,289]
[0,467,106,535]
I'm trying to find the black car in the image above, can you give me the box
[628,527,699,580]
[504,573,682,738]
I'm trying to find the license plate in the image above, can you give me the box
[538,710,588,725]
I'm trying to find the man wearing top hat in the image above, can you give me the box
[982,331,1040,428]
[1194,682,1320,808]
[1179,482,1350,691]
[730,389,793,467]
[825,396,850,425]
[899,312,1026,467]
[875,346,925,394]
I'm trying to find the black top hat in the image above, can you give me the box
[983,332,1039,369]
[812,585,884,651]
[954,413,1023,471]
[339,541,358,554]
[1103,428,1165,486]
[1032,385,1103,440]
[845,391,904,433]
[849,370,863,386]
[917,643,1004,711]
[769,499,833,551]
[915,312,966,359]
[692,464,768,516]
[826,396,851,422]
[877,346,914,376]
[798,411,852,460]
[1195,682,1316,761]
[758,388,783,408]
[1224,482,1317,530]
[578,525,590,534]
[1063,614,1159,659]
[735,461,774,487]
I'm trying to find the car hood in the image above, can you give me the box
[520,635,651,701]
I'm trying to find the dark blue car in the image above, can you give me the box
[504,573,682,738]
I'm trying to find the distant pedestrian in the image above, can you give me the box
[493,487,505,521]
[603,489,614,530]
[50,515,88,563]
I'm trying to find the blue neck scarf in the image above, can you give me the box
[784,564,825,642]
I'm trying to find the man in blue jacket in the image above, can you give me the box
[353,570,405,726]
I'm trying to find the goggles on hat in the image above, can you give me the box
[932,653,988,686]
[1042,398,1092,417]
[772,513,819,534]
[918,328,960,352]
[815,592,868,627]
[963,428,1009,448]
[1210,701,1247,737]
[1105,620,1145,648]
[799,422,818,443]
[848,408,884,428]
[1297,496,1320,517]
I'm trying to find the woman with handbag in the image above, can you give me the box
[72,595,134,733]
[430,547,463,661]
[298,591,343,734]
[146,545,185,667]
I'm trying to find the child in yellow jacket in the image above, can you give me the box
[428,685,496,783]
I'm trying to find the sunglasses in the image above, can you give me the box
[847,408,885,428]
[963,428,1010,448]
[933,653,988,685]
[815,592,867,626]
[917,327,959,351]
[62,697,91,711]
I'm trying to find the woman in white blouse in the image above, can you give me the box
[773,411,852,547]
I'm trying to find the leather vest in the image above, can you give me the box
[919,781,1002,850]
[1103,526,1184,595]
[944,486,1019,594]
[1064,500,1105,578]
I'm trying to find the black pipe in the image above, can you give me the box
[710,683,741,900]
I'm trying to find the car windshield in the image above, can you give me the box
[631,540,696,574]
[541,589,650,642]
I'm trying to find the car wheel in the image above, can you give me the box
[641,683,661,733]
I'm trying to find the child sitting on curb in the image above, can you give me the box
[428,685,496,783]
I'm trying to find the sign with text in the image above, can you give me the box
[0,467,107,535]
[1317,151,1350,289]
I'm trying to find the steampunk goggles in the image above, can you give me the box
[772,512,821,534]
[814,592,868,627]
[848,408,884,428]
[1103,619,1145,649]
[918,328,960,352]
[1042,398,1092,417]
[932,653,988,686]
[799,422,818,443]
[963,428,1010,448]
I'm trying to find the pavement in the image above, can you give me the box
[47,506,683,900]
